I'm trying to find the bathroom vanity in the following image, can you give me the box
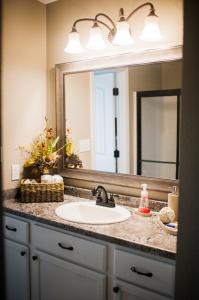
[2,44,182,300]
[3,46,182,300]
[3,196,176,300]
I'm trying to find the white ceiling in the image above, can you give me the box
[37,0,58,4]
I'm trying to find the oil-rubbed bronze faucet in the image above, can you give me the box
[92,185,115,208]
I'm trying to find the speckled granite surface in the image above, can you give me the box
[3,195,177,260]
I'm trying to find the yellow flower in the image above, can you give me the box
[24,158,35,167]
[66,142,73,156]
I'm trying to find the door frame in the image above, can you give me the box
[137,89,181,179]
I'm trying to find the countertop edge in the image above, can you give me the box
[3,206,176,260]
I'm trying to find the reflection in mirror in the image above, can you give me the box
[64,60,182,180]
[137,90,180,179]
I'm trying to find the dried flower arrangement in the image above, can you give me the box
[65,128,83,169]
[20,118,66,179]
[20,119,83,181]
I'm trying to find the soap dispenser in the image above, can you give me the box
[138,184,151,215]
[168,186,179,221]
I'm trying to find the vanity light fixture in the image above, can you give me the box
[64,2,162,54]
[87,22,107,50]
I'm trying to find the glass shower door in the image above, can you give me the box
[137,89,180,180]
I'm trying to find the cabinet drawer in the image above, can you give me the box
[114,249,175,297]
[112,279,172,300]
[32,224,107,272]
[4,216,29,244]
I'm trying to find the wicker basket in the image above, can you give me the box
[20,180,64,203]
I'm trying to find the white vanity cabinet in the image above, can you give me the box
[4,216,30,300]
[3,213,175,300]
[31,224,106,300]
[31,250,106,300]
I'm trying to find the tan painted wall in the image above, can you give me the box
[161,61,182,89]
[2,0,47,189]
[2,0,183,192]
[46,0,183,126]
[64,72,91,168]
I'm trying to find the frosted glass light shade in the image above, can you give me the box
[140,15,162,41]
[112,20,133,46]
[87,24,107,50]
[64,30,83,53]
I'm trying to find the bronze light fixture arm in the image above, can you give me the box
[94,13,116,30]
[126,2,157,22]
[72,17,113,32]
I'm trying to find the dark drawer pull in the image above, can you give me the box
[113,286,120,293]
[131,266,153,277]
[58,242,73,251]
[32,255,38,261]
[5,225,17,232]
[20,251,26,256]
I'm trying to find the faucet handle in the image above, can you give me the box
[91,188,96,196]
[109,194,114,200]
[109,194,116,207]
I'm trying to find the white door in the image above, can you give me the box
[112,280,171,300]
[93,70,129,173]
[93,72,116,172]
[31,250,106,300]
[5,239,30,300]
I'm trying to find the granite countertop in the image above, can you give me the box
[3,195,177,260]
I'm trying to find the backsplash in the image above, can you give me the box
[64,186,167,212]
[3,186,167,212]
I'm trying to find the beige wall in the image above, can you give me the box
[46,0,183,126]
[65,72,91,168]
[2,0,183,191]
[2,0,47,189]
[161,61,182,89]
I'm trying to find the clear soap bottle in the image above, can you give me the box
[138,184,150,214]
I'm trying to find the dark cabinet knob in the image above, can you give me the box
[32,255,38,261]
[20,251,26,256]
[113,286,120,293]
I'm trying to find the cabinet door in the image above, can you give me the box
[112,280,172,300]
[4,239,30,300]
[31,250,106,300]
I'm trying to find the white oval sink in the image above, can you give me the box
[55,201,131,225]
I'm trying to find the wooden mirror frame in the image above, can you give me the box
[55,45,182,200]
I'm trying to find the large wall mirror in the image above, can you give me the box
[64,61,181,180]
[56,47,182,197]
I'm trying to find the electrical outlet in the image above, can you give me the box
[11,164,20,181]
